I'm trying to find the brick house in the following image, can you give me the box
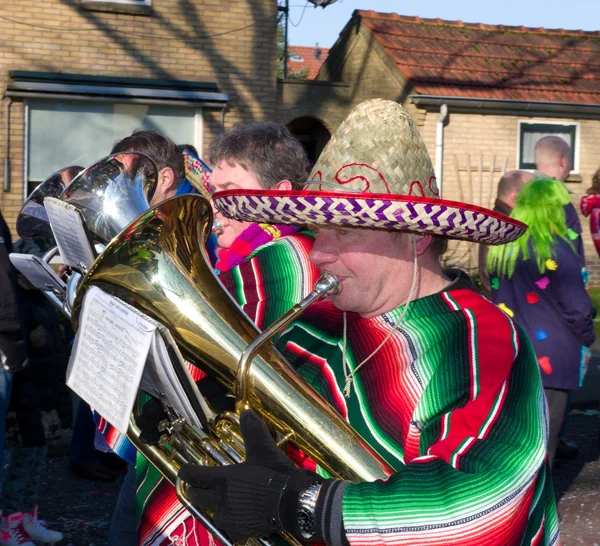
[0,0,278,232]
[279,11,600,280]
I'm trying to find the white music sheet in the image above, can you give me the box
[67,286,206,435]
[67,286,155,435]
[44,197,96,271]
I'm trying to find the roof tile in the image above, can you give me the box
[288,45,329,79]
[356,11,600,103]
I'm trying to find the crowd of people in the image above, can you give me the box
[0,98,597,545]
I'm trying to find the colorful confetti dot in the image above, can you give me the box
[545,259,558,271]
[526,292,539,304]
[491,277,499,290]
[534,277,550,290]
[498,303,514,317]
[567,228,579,240]
[537,356,553,374]
[535,329,548,341]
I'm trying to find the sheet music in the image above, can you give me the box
[44,197,96,271]
[67,286,155,435]
[9,253,66,294]
[68,286,205,435]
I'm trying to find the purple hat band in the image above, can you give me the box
[213,190,527,245]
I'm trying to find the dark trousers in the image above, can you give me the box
[69,399,99,466]
[106,459,138,546]
[544,387,569,467]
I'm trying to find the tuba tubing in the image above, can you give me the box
[72,194,391,538]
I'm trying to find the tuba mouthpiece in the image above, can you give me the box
[212,218,224,236]
[314,272,341,297]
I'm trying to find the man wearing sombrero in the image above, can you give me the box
[180,100,559,545]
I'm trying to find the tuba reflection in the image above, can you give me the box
[61,152,158,244]
[72,194,390,545]
[16,165,84,241]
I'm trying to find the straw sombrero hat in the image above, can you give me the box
[183,149,213,200]
[212,99,526,245]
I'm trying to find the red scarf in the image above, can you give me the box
[215,222,300,273]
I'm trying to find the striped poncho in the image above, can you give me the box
[277,280,559,546]
[135,228,320,546]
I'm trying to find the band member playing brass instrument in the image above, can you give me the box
[105,123,320,545]
[189,99,559,545]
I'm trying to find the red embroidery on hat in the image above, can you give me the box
[409,180,425,196]
[311,170,323,191]
[428,176,439,196]
[335,163,391,193]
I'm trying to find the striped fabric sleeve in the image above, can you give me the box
[278,290,559,546]
[218,231,319,330]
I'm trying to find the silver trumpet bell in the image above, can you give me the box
[16,165,84,240]
[60,152,158,244]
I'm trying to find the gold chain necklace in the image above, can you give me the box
[342,235,418,398]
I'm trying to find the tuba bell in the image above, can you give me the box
[61,152,158,244]
[16,165,85,241]
[71,194,391,544]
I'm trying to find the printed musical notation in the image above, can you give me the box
[44,197,96,271]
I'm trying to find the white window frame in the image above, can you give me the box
[516,120,581,174]
[23,99,202,198]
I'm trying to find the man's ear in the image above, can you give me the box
[274,179,293,191]
[414,234,433,256]
[158,167,178,192]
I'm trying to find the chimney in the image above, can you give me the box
[315,42,321,60]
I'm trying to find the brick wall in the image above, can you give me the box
[417,110,600,283]
[0,0,278,233]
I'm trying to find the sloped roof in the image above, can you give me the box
[357,10,600,104]
[288,45,329,79]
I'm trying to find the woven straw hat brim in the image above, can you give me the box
[213,189,527,245]
[183,150,213,200]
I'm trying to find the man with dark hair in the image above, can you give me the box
[209,122,309,251]
[478,170,533,297]
[111,130,185,204]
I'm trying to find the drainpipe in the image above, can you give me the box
[3,98,10,192]
[435,104,448,197]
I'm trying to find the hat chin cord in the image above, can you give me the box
[342,233,418,398]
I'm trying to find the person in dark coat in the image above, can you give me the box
[488,178,595,466]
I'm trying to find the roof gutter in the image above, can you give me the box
[410,95,600,119]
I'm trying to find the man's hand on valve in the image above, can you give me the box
[178,410,348,544]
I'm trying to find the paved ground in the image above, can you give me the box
[35,359,600,545]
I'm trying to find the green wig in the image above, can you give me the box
[487,178,574,278]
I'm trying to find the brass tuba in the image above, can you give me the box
[72,194,391,544]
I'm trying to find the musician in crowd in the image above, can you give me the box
[108,123,320,545]
[185,99,559,545]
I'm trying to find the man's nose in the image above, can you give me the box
[309,232,337,268]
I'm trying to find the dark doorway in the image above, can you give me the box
[287,117,331,167]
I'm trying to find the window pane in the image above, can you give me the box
[521,130,573,165]
[28,100,196,182]
[519,123,576,170]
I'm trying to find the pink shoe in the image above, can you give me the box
[23,507,63,544]
[0,513,35,546]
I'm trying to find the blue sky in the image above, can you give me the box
[286,0,600,48]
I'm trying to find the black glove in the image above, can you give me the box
[178,410,326,543]
[135,397,166,445]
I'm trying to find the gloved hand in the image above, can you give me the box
[178,410,327,543]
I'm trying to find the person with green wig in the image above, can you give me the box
[488,178,595,466]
